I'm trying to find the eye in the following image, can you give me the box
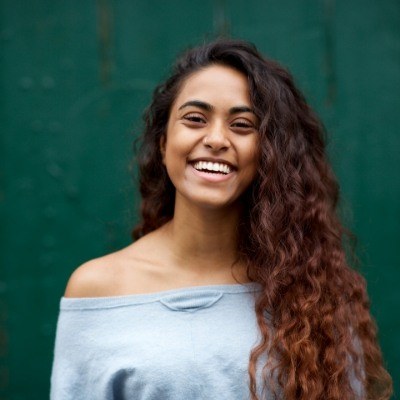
[230,118,255,130]
[182,113,206,125]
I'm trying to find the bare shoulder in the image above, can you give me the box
[64,253,121,298]
[64,229,170,298]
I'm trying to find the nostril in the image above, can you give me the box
[203,137,230,150]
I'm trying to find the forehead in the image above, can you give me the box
[173,65,251,108]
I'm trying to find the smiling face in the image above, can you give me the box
[161,64,259,211]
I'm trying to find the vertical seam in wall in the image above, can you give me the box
[96,0,114,86]
[323,0,337,107]
[213,0,230,37]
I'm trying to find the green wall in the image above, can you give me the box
[1,1,399,398]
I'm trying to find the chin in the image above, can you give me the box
[187,194,240,211]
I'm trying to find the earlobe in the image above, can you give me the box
[159,135,166,164]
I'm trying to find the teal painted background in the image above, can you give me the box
[0,1,399,398]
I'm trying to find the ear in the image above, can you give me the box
[159,135,166,164]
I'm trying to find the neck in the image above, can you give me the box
[161,196,243,276]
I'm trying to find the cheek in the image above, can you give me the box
[164,143,182,164]
[241,137,259,170]
[164,127,195,163]
[163,141,190,181]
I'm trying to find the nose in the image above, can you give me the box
[203,124,230,151]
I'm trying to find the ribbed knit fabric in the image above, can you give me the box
[50,283,264,400]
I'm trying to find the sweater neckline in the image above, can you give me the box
[60,282,262,311]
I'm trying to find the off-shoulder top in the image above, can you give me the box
[50,283,264,400]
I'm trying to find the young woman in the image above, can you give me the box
[51,39,392,400]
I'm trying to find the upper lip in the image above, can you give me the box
[188,157,237,170]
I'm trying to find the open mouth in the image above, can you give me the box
[191,161,233,175]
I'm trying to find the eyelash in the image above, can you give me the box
[231,119,254,129]
[183,114,254,129]
[183,113,206,124]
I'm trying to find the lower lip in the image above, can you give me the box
[190,164,235,182]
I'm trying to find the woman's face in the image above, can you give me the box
[161,64,259,210]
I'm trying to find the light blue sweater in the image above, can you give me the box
[51,283,265,400]
[50,282,364,399]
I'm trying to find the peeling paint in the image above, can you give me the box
[41,76,55,89]
[46,163,63,179]
[19,77,34,90]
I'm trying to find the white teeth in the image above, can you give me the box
[192,161,233,174]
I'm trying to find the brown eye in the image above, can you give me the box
[183,113,206,124]
[231,119,254,129]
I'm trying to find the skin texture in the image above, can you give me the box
[64,65,257,298]
[162,64,258,211]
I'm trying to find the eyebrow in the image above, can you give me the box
[178,100,255,115]
[229,106,254,115]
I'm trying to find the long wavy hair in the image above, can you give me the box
[132,39,392,400]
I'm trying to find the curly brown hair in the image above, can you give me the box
[132,39,392,400]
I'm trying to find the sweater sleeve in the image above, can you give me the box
[348,331,366,400]
[50,308,96,400]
